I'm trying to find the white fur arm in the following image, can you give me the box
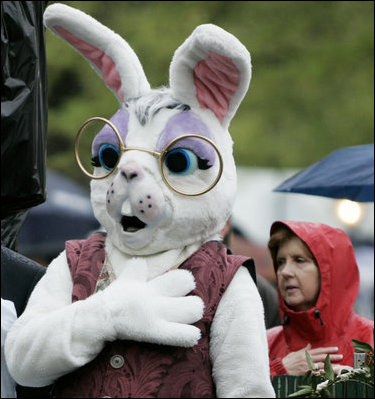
[5,253,204,388]
[210,266,276,398]
[4,251,116,387]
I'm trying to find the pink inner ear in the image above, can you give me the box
[54,26,124,102]
[194,51,240,123]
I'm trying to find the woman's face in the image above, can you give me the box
[276,236,320,312]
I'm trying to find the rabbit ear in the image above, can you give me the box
[169,24,251,129]
[43,3,150,104]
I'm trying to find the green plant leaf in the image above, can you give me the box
[302,370,312,384]
[352,339,374,354]
[320,388,332,397]
[288,387,313,398]
[305,350,315,370]
[324,354,335,382]
[311,374,318,390]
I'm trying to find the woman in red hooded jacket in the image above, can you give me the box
[266,220,374,376]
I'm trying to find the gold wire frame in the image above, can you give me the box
[74,117,223,196]
[74,117,125,180]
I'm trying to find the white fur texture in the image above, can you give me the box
[210,267,274,397]
[44,3,150,102]
[170,24,252,129]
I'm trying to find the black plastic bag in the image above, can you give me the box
[1,1,48,220]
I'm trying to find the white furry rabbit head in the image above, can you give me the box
[44,3,252,256]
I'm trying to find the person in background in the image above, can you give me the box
[222,219,281,329]
[266,220,374,376]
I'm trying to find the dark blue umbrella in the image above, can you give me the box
[274,144,374,202]
[18,170,101,262]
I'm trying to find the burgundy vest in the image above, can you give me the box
[52,232,249,398]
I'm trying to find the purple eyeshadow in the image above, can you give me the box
[158,112,216,165]
[92,109,129,156]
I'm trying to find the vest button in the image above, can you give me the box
[110,354,125,369]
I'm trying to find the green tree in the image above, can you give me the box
[45,1,374,185]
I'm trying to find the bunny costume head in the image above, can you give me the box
[44,4,251,256]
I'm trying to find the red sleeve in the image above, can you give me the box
[267,326,288,375]
[270,357,288,376]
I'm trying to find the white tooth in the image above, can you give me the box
[121,199,132,216]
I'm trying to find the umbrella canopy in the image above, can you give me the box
[274,144,374,202]
[18,170,101,262]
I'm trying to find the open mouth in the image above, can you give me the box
[121,216,147,233]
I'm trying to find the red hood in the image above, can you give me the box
[270,221,359,350]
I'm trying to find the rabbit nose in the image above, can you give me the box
[120,163,144,182]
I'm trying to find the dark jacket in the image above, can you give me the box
[1,245,52,398]
[257,274,281,329]
[1,246,46,316]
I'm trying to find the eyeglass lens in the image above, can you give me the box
[76,119,122,179]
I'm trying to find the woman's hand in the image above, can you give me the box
[282,343,344,375]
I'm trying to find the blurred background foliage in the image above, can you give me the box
[45,1,374,185]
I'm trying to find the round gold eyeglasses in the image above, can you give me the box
[74,117,223,197]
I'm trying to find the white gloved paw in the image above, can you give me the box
[101,259,204,347]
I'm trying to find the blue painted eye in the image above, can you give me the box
[98,144,120,171]
[164,148,198,175]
